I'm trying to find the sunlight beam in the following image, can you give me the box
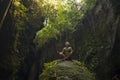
[76,0,82,3]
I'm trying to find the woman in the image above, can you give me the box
[59,41,73,60]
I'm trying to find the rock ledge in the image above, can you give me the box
[39,60,95,80]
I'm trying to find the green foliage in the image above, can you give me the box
[44,60,59,69]
[34,0,96,48]
[80,0,96,11]
[12,0,28,32]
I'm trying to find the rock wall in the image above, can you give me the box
[0,0,44,80]
[73,0,120,79]
[39,60,95,80]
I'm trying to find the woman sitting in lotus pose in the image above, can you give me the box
[58,41,73,60]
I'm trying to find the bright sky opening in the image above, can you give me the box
[76,0,82,3]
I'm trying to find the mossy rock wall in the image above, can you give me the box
[0,0,44,80]
[39,60,95,80]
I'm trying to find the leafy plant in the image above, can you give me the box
[34,0,96,48]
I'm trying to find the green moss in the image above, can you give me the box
[39,60,95,80]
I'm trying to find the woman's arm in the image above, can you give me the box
[70,47,73,54]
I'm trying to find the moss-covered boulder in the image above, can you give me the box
[39,60,95,80]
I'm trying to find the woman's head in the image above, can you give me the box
[65,41,70,47]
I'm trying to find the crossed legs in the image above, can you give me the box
[59,52,72,60]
